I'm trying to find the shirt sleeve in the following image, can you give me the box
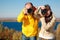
[17,10,24,22]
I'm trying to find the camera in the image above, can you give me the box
[27,8,33,13]
[41,9,47,15]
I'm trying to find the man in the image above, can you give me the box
[38,5,56,40]
[17,2,39,40]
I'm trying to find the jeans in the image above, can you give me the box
[22,34,37,40]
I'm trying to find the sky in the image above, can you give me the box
[0,0,60,18]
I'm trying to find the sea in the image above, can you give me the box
[0,22,60,31]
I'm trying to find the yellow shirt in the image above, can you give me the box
[17,9,38,37]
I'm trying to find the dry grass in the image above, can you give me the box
[0,23,60,40]
[56,24,60,40]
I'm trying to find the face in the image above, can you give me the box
[44,5,51,16]
[45,10,51,16]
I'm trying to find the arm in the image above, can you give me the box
[40,17,47,29]
[34,6,43,19]
[17,10,24,22]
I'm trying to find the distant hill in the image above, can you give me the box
[0,18,60,22]
[56,18,60,22]
[0,18,17,22]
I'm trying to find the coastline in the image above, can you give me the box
[0,18,60,22]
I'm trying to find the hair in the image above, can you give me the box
[25,2,33,7]
[44,4,51,10]
[44,4,52,17]
[44,4,53,23]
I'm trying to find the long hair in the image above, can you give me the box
[44,4,53,23]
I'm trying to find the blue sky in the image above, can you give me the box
[0,0,60,18]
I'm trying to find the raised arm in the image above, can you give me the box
[17,10,24,22]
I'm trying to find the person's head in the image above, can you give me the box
[41,4,52,17]
[44,4,52,17]
[25,2,33,9]
[25,2,34,14]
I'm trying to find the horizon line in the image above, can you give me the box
[0,18,60,22]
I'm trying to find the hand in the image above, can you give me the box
[39,6,45,10]
[23,8,28,15]
[38,6,45,17]
[34,9,43,18]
